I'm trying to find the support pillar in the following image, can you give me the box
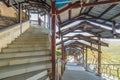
[61,34,65,75]
[85,47,88,71]
[82,47,84,67]
[38,12,39,25]
[44,14,46,28]
[51,2,56,80]
[112,22,116,38]
[28,9,30,20]
[97,36,101,76]
[18,3,22,34]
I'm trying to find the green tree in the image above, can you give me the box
[56,50,62,56]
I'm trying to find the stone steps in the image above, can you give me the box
[2,47,50,53]
[0,55,51,67]
[0,26,51,80]
[15,37,49,41]
[38,75,50,80]
[26,70,48,80]
[0,50,50,59]
[12,41,49,44]
[8,44,49,48]
[15,38,48,42]
[0,61,51,79]
[2,70,46,80]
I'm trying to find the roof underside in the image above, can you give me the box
[2,0,120,49]
[56,0,120,28]
[54,0,120,49]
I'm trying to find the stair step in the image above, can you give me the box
[0,55,51,67]
[0,50,50,59]
[2,47,50,53]
[0,61,51,79]
[38,75,49,80]
[20,35,48,38]
[12,41,49,44]
[8,44,50,48]
[15,38,49,42]
[26,70,48,80]
[2,70,46,80]
[18,34,48,36]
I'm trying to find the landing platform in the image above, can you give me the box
[62,61,105,80]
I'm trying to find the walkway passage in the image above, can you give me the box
[62,60,105,80]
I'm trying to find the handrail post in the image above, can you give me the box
[18,3,22,34]
[85,46,88,71]
[117,68,120,79]
[61,34,65,75]
[97,36,101,76]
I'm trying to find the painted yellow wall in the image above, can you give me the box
[0,2,16,17]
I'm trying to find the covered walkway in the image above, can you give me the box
[62,60,105,80]
[0,0,120,80]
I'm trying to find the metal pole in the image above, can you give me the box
[97,36,101,76]
[18,3,22,34]
[85,47,88,71]
[82,46,84,67]
[51,2,56,80]
[61,34,65,75]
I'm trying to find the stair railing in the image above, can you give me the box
[89,63,120,80]
[0,21,30,51]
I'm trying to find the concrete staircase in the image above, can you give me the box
[0,26,51,80]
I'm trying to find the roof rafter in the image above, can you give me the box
[109,12,120,20]
[57,0,120,14]
[86,0,99,14]
[58,41,100,52]
[58,13,84,27]
[57,21,112,38]
[68,9,71,20]
[57,15,62,24]
[56,34,108,47]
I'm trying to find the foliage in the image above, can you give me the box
[56,50,62,56]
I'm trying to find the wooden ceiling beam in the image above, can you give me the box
[68,9,71,20]
[59,13,84,27]
[109,13,120,20]
[58,21,112,36]
[57,0,120,14]
[57,15,62,24]
[86,0,99,14]
[56,34,108,47]
[84,13,113,22]
[58,41,100,52]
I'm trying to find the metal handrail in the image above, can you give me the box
[89,63,120,79]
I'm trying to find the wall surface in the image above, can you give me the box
[0,2,16,17]
[0,21,30,51]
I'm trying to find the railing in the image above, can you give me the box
[56,57,61,80]
[88,63,120,80]
[0,21,30,51]
[101,64,120,80]
[56,57,66,80]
